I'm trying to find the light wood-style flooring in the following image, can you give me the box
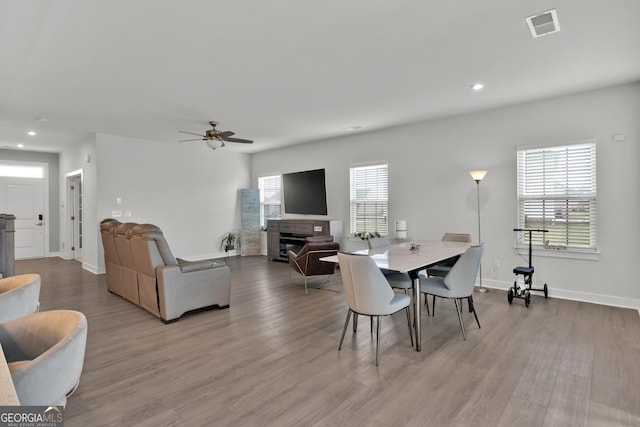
[15,256,640,426]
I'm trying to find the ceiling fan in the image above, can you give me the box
[179,121,253,149]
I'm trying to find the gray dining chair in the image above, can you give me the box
[367,237,416,305]
[425,232,472,277]
[419,244,484,340]
[337,252,413,365]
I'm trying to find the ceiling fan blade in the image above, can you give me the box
[216,131,235,138]
[222,137,253,144]
[178,130,206,137]
[178,138,205,142]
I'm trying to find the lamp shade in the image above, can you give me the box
[469,170,488,182]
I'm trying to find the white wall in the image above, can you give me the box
[59,134,98,270]
[95,134,251,264]
[252,82,640,309]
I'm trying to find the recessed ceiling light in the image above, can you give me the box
[342,126,363,131]
[17,144,24,148]
[471,83,484,91]
[27,130,36,136]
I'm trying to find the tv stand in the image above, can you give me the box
[267,219,341,261]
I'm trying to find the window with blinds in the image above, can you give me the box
[350,164,388,235]
[517,142,597,250]
[258,175,281,227]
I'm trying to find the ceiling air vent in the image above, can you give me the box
[526,9,560,38]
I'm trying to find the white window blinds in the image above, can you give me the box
[258,175,281,227]
[350,164,388,235]
[517,142,597,250]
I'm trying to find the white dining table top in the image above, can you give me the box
[323,239,473,273]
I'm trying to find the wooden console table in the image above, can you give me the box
[267,219,341,261]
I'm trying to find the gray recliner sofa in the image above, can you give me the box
[100,219,231,323]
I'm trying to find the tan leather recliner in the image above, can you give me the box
[100,219,123,296]
[114,223,140,304]
[129,224,231,323]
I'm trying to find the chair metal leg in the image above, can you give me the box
[405,306,414,347]
[375,316,381,366]
[421,292,431,316]
[339,309,352,350]
[432,295,436,317]
[454,299,467,340]
[469,296,481,329]
[304,276,309,294]
[370,316,374,335]
[353,312,358,332]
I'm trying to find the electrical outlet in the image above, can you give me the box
[492,259,500,271]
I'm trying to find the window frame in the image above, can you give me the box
[516,140,598,258]
[349,163,389,236]
[258,175,282,228]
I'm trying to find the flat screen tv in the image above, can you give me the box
[282,168,328,215]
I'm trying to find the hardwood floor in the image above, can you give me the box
[15,256,640,426]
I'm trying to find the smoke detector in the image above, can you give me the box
[526,9,560,38]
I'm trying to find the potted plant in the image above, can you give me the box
[221,232,238,252]
[354,231,381,240]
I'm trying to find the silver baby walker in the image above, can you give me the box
[509,228,549,307]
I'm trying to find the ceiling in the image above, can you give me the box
[1,0,639,154]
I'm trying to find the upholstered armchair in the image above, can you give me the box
[0,310,87,406]
[129,224,231,323]
[0,274,41,324]
[287,241,340,294]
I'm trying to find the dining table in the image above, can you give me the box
[323,239,472,351]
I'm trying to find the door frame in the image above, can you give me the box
[65,169,83,260]
[0,160,49,258]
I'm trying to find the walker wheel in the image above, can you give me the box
[524,291,531,307]
[543,283,548,298]
[507,288,514,304]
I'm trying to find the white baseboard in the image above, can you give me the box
[480,278,640,314]
[82,261,103,275]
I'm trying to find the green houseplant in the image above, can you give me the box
[221,232,238,252]
[354,231,381,240]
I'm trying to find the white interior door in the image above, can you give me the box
[69,174,83,260]
[0,178,45,259]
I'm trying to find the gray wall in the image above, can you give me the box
[0,149,60,253]
[251,82,640,309]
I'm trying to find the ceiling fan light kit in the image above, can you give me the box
[178,120,253,150]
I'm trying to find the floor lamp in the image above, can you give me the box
[469,170,488,292]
